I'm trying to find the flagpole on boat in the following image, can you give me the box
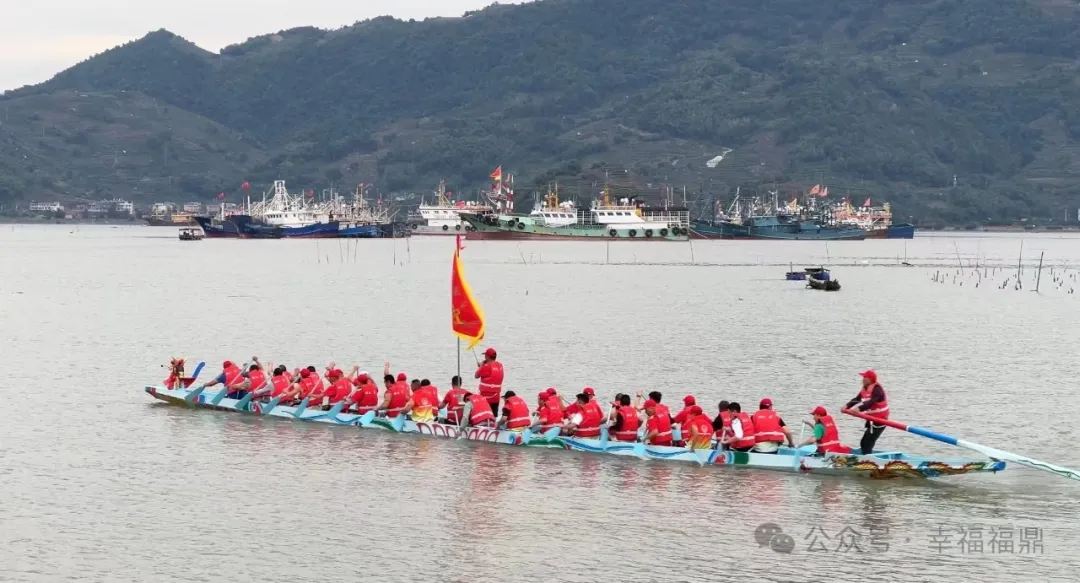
[457,338,461,379]
[843,408,1080,482]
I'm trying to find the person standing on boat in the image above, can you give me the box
[347,371,380,414]
[439,376,468,425]
[712,400,732,450]
[798,406,852,454]
[844,370,890,455]
[610,394,642,442]
[474,347,504,416]
[498,391,532,431]
[376,373,411,418]
[720,402,756,453]
[642,399,674,446]
[686,406,715,450]
[750,398,795,453]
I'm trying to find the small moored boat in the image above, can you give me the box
[144,383,1005,480]
[178,227,204,241]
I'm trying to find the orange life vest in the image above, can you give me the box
[468,393,495,426]
[503,395,531,430]
[270,374,291,397]
[476,361,504,404]
[714,410,732,440]
[859,384,889,419]
[574,401,604,438]
[817,415,851,454]
[326,378,352,404]
[613,405,641,441]
[385,381,410,417]
[732,412,757,449]
[298,375,318,399]
[223,364,243,386]
[687,414,714,450]
[646,412,673,446]
[243,369,267,393]
[442,388,468,424]
[349,383,380,414]
[538,396,564,430]
[751,409,785,444]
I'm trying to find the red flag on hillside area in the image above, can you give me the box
[451,234,485,349]
[241,181,250,191]
[217,193,225,200]
[863,197,871,207]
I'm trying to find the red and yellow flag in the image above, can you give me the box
[451,234,485,348]
[490,166,503,182]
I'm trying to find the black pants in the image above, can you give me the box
[861,423,886,454]
[489,400,500,416]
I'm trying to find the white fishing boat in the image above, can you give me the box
[407,181,492,235]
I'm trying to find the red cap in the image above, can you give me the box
[357,373,369,381]
[329,369,342,378]
[300,369,311,378]
[397,373,407,382]
[690,405,703,415]
[643,399,658,409]
[223,360,233,368]
[860,370,877,382]
[546,388,557,396]
[537,391,548,400]
[583,387,595,396]
[683,395,696,405]
[484,348,497,357]
[812,406,828,417]
[760,397,773,408]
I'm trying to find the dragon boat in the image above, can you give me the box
[144,377,1006,480]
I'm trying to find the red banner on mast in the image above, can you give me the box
[451,235,485,348]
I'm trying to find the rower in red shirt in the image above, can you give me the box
[685,406,715,450]
[474,347,504,416]
[377,373,411,418]
[642,399,673,446]
[535,390,565,432]
[347,371,380,414]
[672,395,698,426]
[322,368,354,408]
[401,379,439,422]
[464,391,496,427]
[563,387,595,418]
[750,397,795,453]
[844,370,891,455]
[564,392,603,438]
[204,360,244,391]
[268,366,293,400]
[711,400,732,450]
[439,376,468,425]
[610,394,642,441]
[635,391,673,426]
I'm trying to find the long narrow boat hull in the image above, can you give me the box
[144,385,1005,479]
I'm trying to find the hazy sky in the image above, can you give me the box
[1,0,528,91]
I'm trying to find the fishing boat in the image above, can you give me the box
[143,381,1006,480]
[178,227,203,241]
[807,272,841,291]
[692,192,865,240]
[144,203,197,226]
[407,181,491,235]
[191,215,282,239]
[832,200,915,239]
[461,185,691,241]
[243,181,341,238]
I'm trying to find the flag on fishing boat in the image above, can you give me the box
[490,166,503,182]
[217,193,225,200]
[820,186,829,197]
[451,234,485,349]
[241,181,250,191]
[809,184,821,196]
[863,197,871,207]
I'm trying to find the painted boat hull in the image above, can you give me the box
[145,385,1005,480]
[865,224,916,239]
[277,221,342,238]
[192,215,283,239]
[410,224,470,236]
[463,217,689,241]
[691,220,866,240]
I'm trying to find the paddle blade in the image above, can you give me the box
[183,386,205,404]
[694,448,712,467]
[390,414,406,432]
[357,411,377,427]
[796,444,817,455]
[633,442,647,459]
[210,388,229,406]
[262,397,281,416]
[672,427,683,443]
[326,400,346,419]
[957,440,1080,481]
[520,428,533,445]
[293,398,310,418]
[234,392,255,411]
[599,425,609,448]
[541,427,561,441]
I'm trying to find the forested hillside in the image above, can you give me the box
[4,0,1080,225]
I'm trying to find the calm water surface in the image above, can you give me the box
[2,226,1079,582]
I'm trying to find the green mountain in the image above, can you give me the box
[4,0,1080,225]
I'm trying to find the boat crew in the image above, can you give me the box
[610,394,642,442]
[307,365,326,396]
[798,406,852,454]
[564,392,603,438]
[474,347,504,416]
[267,366,292,400]
[535,390,564,432]
[376,374,410,418]
[461,391,496,427]
[636,391,673,424]
[750,398,795,453]
[672,395,698,426]
[401,379,439,423]
[720,402,756,452]
[439,376,468,425]
[685,406,715,450]
[712,400,732,450]
[844,370,889,455]
[410,379,422,395]
[226,363,268,399]
[347,371,380,414]
[323,368,354,408]
[642,399,673,446]
[563,387,595,418]
[203,360,244,390]
[498,391,531,431]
